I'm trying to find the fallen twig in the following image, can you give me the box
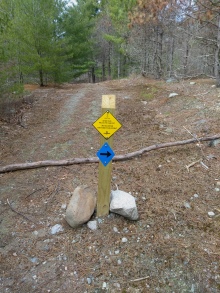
[130,276,149,282]
[25,188,43,198]
[186,159,202,172]
[7,199,37,224]
[0,134,219,173]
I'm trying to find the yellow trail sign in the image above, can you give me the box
[93,111,122,139]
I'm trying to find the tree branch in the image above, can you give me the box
[0,134,219,174]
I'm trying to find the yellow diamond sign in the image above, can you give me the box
[93,111,122,139]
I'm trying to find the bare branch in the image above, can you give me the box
[0,134,219,174]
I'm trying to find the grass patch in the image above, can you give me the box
[140,85,159,100]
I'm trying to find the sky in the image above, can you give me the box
[67,0,77,6]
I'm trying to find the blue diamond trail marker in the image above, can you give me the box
[97,142,115,167]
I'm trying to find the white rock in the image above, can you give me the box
[193,194,199,198]
[110,189,139,220]
[208,211,215,217]
[184,202,191,209]
[113,227,119,233]
[65,186,96,228]
[50,224,63,235]
[87,220,98,231]
[117,259,122,265]
[61,203,67,210]
[190,82,196,85]
[102,282,107,289]
[122,237,128,243]
[169,92,178,98]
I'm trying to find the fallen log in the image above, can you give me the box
[0,134,219,174]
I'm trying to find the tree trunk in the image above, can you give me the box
[183,40,190,77]
[123,55,127,77]
[39,69,44,87]
[117,54,121,78]
[102,54,106,81]
[91,66,95,83]
[214,15,220,87]
[108,43,111,79]
[169,36,175,78]
[153,26,163,78]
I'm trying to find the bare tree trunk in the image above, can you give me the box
[153,26,163,78]
[169,36,175,78]
[102,54,106,81]
[183,40,190,77]
[117,54,121,78]
[39,69,44,87]
[108,43,111,79]
[91,67,95,83]
[214,15,220,87]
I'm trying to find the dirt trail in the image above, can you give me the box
[0,77,220,293]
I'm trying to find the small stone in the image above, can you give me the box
[87,277,92,285]
[113,283,121,288]
[215,188,220,192]
[13,252,17,256]
[50,224,64,235]
[209,139,220,147]
[102,282,107,289]
[216,181,220,186]
[87,220,98,231]
[184,202,191,209]
[168,92,178,98]
[122,237,128,243]
[117,259,122,265]
[208,211,215,217]
[61,203,67,210]
[190,82,196,85]
[166,77,178,83]
[164,128,173,133]
[113,227,119,233]
[30,257,38,264]
[97,218,103,224]
[115,250,120,254]
[193,194,199,198]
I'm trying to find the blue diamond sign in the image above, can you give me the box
[97,142,115,166]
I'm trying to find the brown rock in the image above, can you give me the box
[65,186,96,228]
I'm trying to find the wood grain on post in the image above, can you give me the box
[97,95,116,217]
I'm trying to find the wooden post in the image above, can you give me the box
[97,95,116,217]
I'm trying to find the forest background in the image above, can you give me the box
[0,0,220,102]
